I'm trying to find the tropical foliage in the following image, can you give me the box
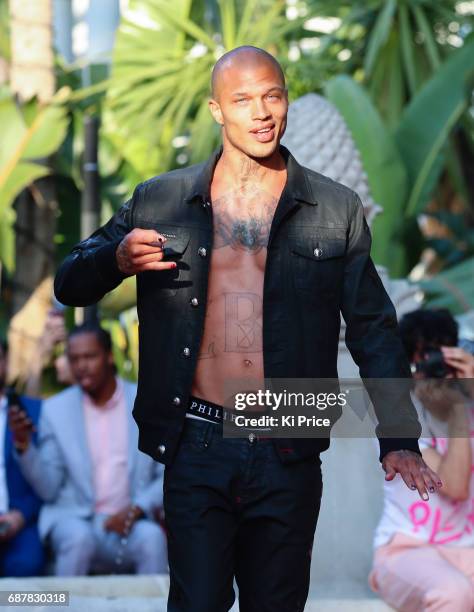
[1,0,473,347]
[304,0,474,122]
[325,34,474,276]
[102,0,305,176]
[0,87,69,271]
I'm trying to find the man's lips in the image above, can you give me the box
[250,124,276,143]
[250,124,275,134]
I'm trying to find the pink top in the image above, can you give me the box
[83,378,131,515]
[374,396,474,549]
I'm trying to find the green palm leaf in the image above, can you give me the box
[396,34,474,218]
[105,0,296,174]
[325,75,408,274]
[399,3,418,95]
[418,257,474,314]
[0,88,69,270]
[364,0,397,77]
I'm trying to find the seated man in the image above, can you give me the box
[369,309,474,611]
[0,340,44,576]
[10,322,167,576]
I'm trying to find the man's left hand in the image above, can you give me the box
[103,505,144,537]
[382,450,443,500]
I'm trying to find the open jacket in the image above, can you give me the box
[54,145,422,466]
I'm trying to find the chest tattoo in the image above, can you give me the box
[212,187,278,253]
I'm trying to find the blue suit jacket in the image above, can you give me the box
[4,396,42,524]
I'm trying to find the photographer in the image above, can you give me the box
[369,309,474,611]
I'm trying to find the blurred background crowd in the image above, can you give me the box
[0,0,474,607]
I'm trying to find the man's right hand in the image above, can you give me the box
[8,405,34,453]
[116,229,177,275]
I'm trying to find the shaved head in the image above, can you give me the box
[211,46,285,100]
[208,45,288,160]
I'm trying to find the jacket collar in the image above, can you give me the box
[185,144,318,206]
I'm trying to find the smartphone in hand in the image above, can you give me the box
[6,387,24,410]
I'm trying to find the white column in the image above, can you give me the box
[52,0,73,63]
[86,0,120,63]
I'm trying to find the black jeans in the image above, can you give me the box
[163,418,323,612]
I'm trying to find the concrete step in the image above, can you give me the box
[0,575,394,611]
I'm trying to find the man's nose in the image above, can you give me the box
[75,359,88,373]
[251,98,270,120]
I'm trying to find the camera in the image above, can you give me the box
[412,348,454,378]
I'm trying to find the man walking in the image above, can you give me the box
[54,46,441,611]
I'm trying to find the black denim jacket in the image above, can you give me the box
[54,146,422,465]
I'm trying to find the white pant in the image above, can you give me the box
[49,513,168,576]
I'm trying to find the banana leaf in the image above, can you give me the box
[324,75,409,275]
[418,257,474,314]
[364,0,397,77]
[396,34,474,219]
[399,3,418,95]
[0,88,69,270]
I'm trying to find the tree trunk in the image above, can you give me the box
[12,179,58,314]
[8,0,57,315]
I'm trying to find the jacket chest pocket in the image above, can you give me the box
[288,233,346,300]
[137,223,192,300]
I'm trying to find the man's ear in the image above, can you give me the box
[208,98,223,126]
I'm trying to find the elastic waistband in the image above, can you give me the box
[185,396,272,439]
[186,395,236,424]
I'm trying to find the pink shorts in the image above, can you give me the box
[369,532,474,611]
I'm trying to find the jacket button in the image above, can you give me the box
[173,396,181,406]
[313,247,322,258]
[190,297,199,307]
[198,247,207,257]
[157,444,166,455]
[183,347,191,357]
